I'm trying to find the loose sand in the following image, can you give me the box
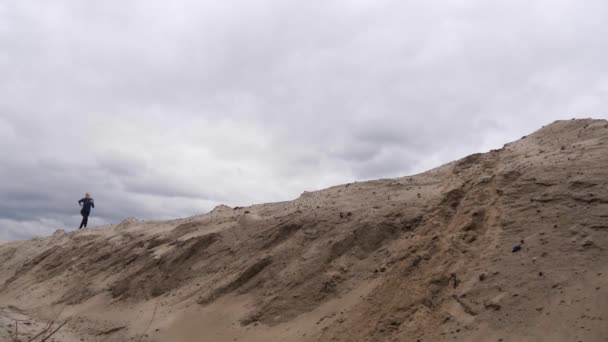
[1,119,607,341]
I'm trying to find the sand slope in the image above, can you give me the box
[0,119,607,342]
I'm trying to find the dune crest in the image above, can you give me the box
[1,119,607,341]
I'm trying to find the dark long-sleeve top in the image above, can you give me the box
[78,198,95,213]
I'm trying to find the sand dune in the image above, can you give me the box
[1,119,607,341]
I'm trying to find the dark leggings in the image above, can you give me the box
[79,212,89,229]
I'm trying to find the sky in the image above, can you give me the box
[1,0,607,240]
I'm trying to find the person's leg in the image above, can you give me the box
[79,214,86,229]
[83,214,89,228]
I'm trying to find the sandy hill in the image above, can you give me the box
[1,119,607,342]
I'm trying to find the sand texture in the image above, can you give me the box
[0,119,607,341]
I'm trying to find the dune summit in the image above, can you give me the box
[1,119,607,342]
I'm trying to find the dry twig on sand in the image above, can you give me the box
[38,321,67,342]
[12,321,18,342]
[18,319,69,342]
[25,320,54,342]
[137,302,159,342]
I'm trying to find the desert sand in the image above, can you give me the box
[0,119,607,341]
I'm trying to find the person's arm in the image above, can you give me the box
[91,199,95,208]
[78,198,83,207]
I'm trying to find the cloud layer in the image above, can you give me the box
[1,0,607,239]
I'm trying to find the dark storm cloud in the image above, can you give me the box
[1,0,607,240]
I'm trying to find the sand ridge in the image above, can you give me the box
[0,119,607,341]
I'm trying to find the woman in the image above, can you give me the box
[78,193,95,229]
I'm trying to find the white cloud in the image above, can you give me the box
[0,0,607,239]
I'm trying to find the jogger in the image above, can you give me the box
[78,193,95,229]
[79,210,89,228]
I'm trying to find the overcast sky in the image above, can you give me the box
[1,0,607,240]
